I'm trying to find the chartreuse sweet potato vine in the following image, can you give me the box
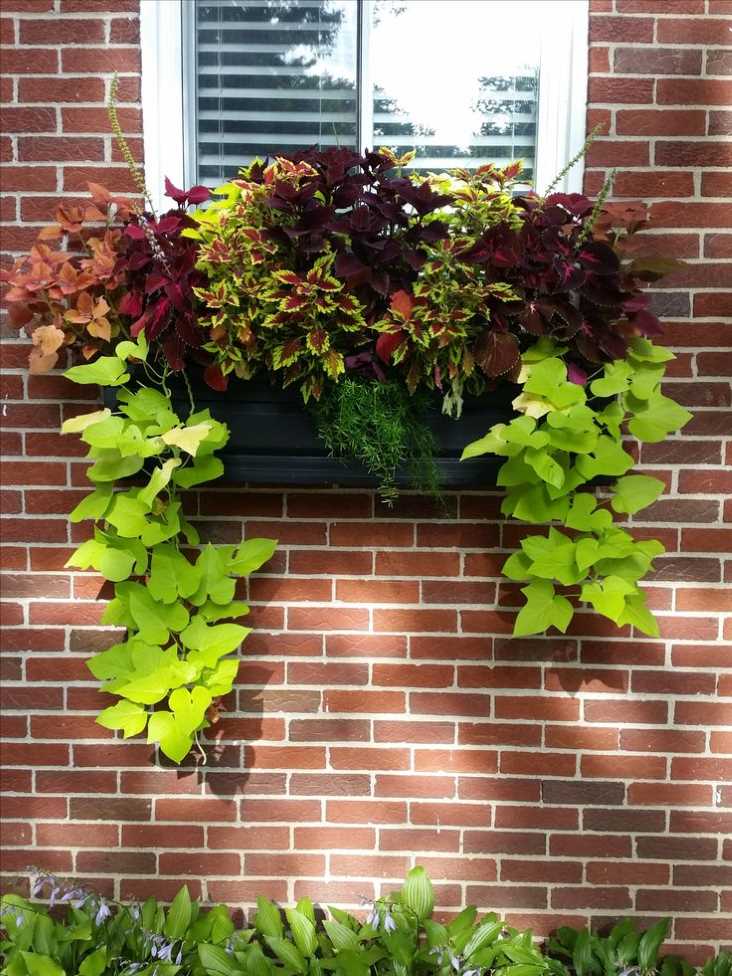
[61,332,276,763]
[463,336,692,638]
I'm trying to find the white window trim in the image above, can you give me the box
[140,0,588,214]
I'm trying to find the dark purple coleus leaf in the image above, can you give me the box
[164,177,211,207]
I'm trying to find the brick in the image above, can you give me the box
[593,144,657,174]
[707,49,732,75]
[614,46,702,75]
[613,171,695,198]
[590,15,653,42]
[464,830,546,855]
[552,887,631,910]
[587,860,669,886]
[290,549,372,575]
[0,106,56,134]
[616,0,704,11]
[637,837,718,861]
[622,111,708,139]
[584,809,665,833]
[702,171,732,197]
[658,78,732,106]
[1,167,58,195]
[375,550,460,577]
[629,782,713,806]
[2,48,58,73]
[374,720,455,744]
[18,136,104,162]
[494,696,580,722]
[373,608,457,633]
[373,663,454,687]
[331,747,409,770]
[337,577,418,604]
[657,17,732,44]
[20,18,105,43]
[61,47,140,74]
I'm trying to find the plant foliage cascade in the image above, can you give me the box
[61,333,276,763]
[1,869,728,976]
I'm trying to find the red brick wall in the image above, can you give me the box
[1,0,731,956]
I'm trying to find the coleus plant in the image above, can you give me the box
[61,332,276,763]
[462,336,692,637]
[2,140,691,642]
[1,177,210,374]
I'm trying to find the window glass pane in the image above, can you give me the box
[193,0,358,184]
[369,0,541,179]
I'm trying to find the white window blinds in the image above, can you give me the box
[187,0,542,185]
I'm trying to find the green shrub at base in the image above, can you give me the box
[2,869,728,976]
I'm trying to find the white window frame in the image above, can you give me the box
[140,0,588,214]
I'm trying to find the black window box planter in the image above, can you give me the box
[105,375,518,489]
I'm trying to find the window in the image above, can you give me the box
[140,0,588,210]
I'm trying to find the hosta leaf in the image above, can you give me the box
[401,865,434,920]
[198,945,236,976]
[464,919,504,958]
[165,885,192,939]
[254,897,283,939]
[79,948,107,976]
[285,908,318,958]
[323,920,360,952]
[638,918,670,972]
[20,953,65,976]
[265,937,307,974]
